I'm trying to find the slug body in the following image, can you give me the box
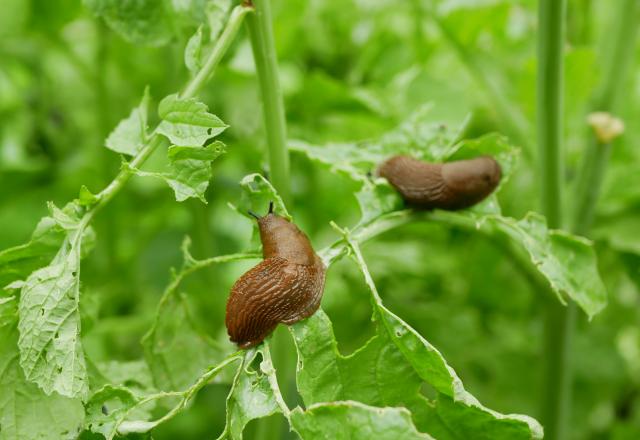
[378,155,501,210]
[225,205,326,349]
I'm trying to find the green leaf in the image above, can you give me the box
[481,212,607,318]
[227,173,293,251]
[157,94,228,146]
[290,401,435,440]
[85,355,240,439]
[235,173,291,220]
[142,291,223,391]
[376,306,543,439]
[355,183,403,226]
[105,87,150,156]
[166,141,226,202]
[17,214,90,398]
[290,309,541,440]
[83,0,172,46]
[0,295,17,328]
[90,359,155,395]
[185,26,204,75]
[129,141,226,203]
[288,108,456,183]
[219,346,288,440]
[0,203,95,289]
[78,185,99,207]
[0,203,95,287]
[290,310,429,415]
[205,0,232,41]
[0,220,64,289]
[48,201,82,230]
[0,323,84,440]
[327,236,543,439]
[446,133,519,191]
[85,385,146,439]
[379,106,466,161]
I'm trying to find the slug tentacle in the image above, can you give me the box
[225,205,326,348]
[378,155,501,210]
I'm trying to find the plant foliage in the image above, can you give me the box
[1,0,638,439]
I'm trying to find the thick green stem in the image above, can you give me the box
[540,2,639,437]
[537,0,566,230]
[537,0,569,439]
[246,3,294,438]
[246,0,291,205]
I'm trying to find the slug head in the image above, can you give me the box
[441,156,501,208]
[249,202,317,265]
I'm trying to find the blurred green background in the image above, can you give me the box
[1,0,639,438]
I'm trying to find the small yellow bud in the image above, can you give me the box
[587,112,625,144]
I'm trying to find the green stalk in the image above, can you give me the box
[571,0,640,236]
[540,2,639,437]
[246,2,294,438]
[570,138,612,235]
[537,0,566,230]
[591,0,639,112]
[246,0,291,205]
[181,5,251,99]
[537,1,569,439]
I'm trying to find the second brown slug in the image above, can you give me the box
[225,203,326,349]
[378,155,502,210]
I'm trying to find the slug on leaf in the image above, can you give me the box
[225,202,326,349]
[378,155,501,210]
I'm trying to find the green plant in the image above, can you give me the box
[1,1,639,439]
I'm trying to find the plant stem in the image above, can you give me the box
[571,0,640,236]
[537,1,566,230]
[246,0,291,205]
[182,5,252,100]
[570,138,611,235]
[591,0,640,112]
[537,0,569,439]
[82,4,252,223]
[246,3,294,438]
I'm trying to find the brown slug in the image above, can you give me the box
[378,155,501,210]
[225,202,326,349]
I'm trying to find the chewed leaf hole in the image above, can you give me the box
[394,326,407,338]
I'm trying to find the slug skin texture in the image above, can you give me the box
[225,210,326,348]
[378,155,501,210]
